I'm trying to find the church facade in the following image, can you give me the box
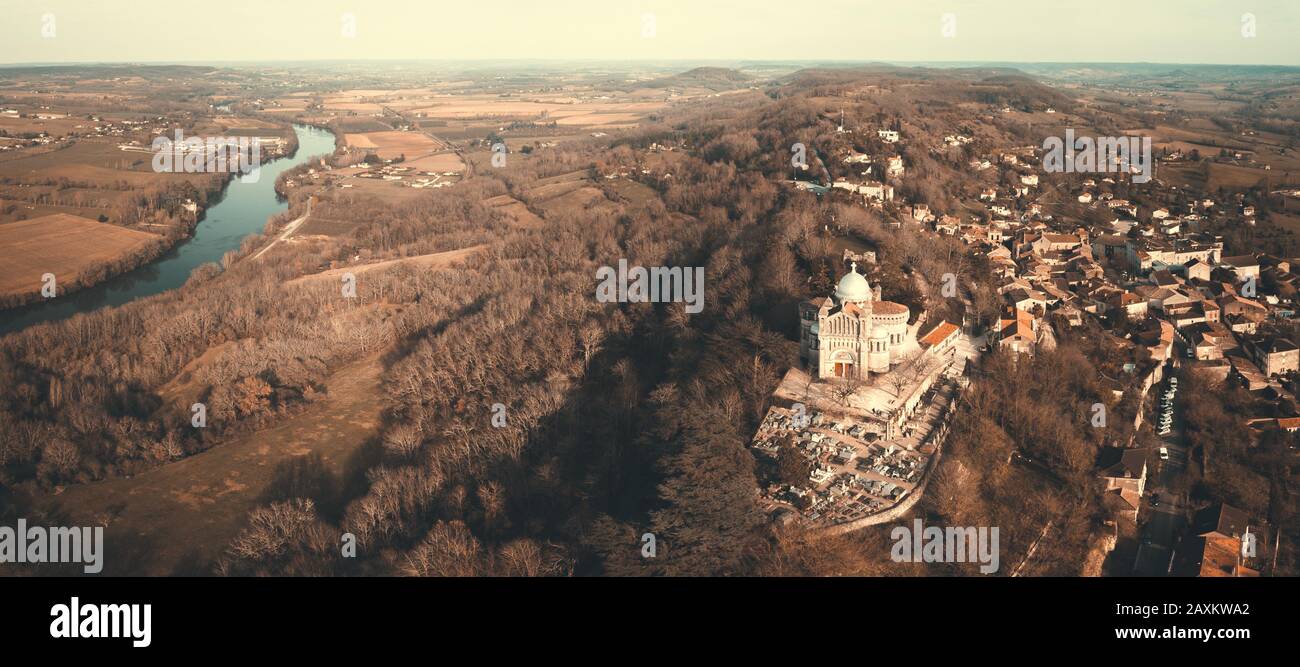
[799,263,912,379]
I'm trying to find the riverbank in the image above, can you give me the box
[0,175,228,310]
[0,124,337,336]
[0,213,172,309]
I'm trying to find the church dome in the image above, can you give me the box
[835,263,872,303]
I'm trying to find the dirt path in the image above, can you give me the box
[43,353,384,576]
[285,244,487,286]
[252,196,313,260]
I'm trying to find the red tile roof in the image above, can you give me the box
[919,321,960,349]
[872,301,909,315]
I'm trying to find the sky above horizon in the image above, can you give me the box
[1,0,1297,66]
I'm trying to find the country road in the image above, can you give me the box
[1133,362,1190,575]
[252,195,313,260]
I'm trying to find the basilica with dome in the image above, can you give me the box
[798,263,913,379]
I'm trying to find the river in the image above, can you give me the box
[0,124,336,335]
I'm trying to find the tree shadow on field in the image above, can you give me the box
[258,439,383,524]
[168,547,218,576]
[332,436,384,523]
[1,502,169,577]
[99,526,168,577]
[259,453,339,514]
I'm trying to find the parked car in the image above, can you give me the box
[1159,447,1170,460]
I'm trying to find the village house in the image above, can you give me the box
[1165,299,1220,329]
[919,320,960,356]
[1098,447,1148,512]
[1244,336,1299,377]
[1031,232,1083,256]
[1184,321,1237,361]
[886,155,905,177]
[1216,294,1269,324]
[1173,503,1267,577]
[1185,258,1213,282]
[993,305,1042,354]
[1221,255,1261,281]
[1229,354,1271,391]
[1110,290,1148,319]
[934,215,961,235]
[859,181,894,202]
[1006,287,1048,313]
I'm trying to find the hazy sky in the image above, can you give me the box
[1,0,1297,66]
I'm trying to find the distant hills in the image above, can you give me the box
[940,61,1300,84]
[771,64,1074,110]
[0,63,218,80]
[643,66,752,91]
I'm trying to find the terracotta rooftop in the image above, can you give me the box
[919,321,960,349]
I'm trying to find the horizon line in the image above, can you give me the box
[1,58,1298,70]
